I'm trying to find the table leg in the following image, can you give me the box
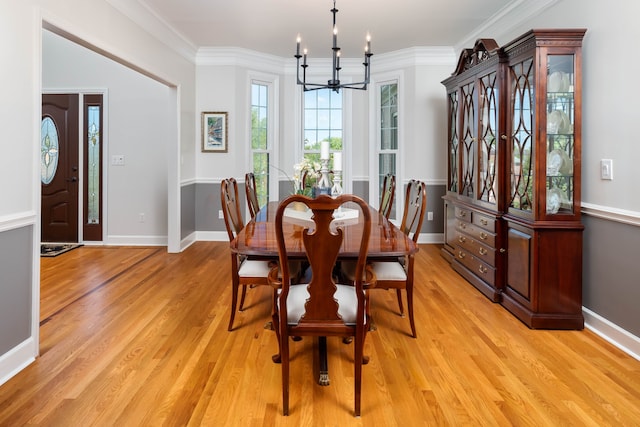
[318,336,329,386]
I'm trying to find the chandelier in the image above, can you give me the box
[295,0,373,92]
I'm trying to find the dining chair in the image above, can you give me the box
[379,173,396,219]
[268,194,375,416]
[221,177,274,331]
[342,179,426,338]
[245,172,261,218]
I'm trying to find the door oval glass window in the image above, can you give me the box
[41,116,59,185]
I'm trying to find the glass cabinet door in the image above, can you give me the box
[545,54,575,215]
[478,71,499,206]
[460,81,476,198]
[447,90,459,193]
[508,58,534,213]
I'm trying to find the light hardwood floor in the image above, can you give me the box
[1,242,639,426]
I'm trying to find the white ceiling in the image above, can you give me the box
[139,0,516,58]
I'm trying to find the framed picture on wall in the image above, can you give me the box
[201,111,228,152]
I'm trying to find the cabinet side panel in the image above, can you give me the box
[507,228,531,299]
[444,201,456,254]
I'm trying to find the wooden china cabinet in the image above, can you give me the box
[441,29,586,329]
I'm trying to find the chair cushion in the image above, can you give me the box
[371,261,407,281]
[285,283,360,325]
[238,259,301,279]
[341,259,406,281]
[238,259,272,277]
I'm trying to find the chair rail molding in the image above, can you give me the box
[581,202,640,227]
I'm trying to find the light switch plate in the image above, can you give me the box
[601,159,613,180]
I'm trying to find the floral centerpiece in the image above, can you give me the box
[292,158,322,196]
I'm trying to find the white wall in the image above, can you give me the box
[406,63,453,185]
[195,66,240,181]
[193,52,455,190]
[43,30,172,244]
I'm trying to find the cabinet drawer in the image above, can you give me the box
[456,221,496,247]
[472,212,496,233]
[455,206,472,222]
[455,247,496,286]
[455,232,496,266]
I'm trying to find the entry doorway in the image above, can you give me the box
[41,94,79,243]
[41,93,104,243]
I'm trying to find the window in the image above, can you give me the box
[83,94,103,241]
[303,89,342,171]
[378,82,398,219]
[250,82,271,207]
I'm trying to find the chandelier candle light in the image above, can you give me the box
[295,0,373,92]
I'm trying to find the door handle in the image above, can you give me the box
[67,177,78,182]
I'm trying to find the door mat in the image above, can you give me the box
[41,243,83,257]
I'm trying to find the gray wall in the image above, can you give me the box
[180,184,196,240]
[0,227,33,354]
[195,182,236,232]
[583,216,640,337]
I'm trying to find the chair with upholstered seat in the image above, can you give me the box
[221,177,274,331]
[245,172,261,218]
[268,194,375,416]
[379,173,396,219]
[343,179,426,338]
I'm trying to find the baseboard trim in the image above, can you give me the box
[195,231,228,242]
[418,233,444,245]
[105,235,167,246]
[180,232,197,251]
[583,307,640,361]
[0,338,37,387]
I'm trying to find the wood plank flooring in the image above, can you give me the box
[0,242,639,426]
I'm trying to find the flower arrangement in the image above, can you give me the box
[293,158,322,195]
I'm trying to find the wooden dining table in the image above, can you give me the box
[230,200,418,385]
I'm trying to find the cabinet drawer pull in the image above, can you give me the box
[459,222,467,229]
[459,210,467,217]
[479,247,487,256]
[478,265,488,274]
[457,251,466,259]
[480,232,488,240]
[480,218,488,226]
[458,236,466,243]
[500,248,506,253]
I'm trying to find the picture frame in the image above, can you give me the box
[201,111,228,152]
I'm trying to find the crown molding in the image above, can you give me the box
[198,46,456,77]
[377,47,456,70]
[106,0,198,62]
[196,47,286,73]
[455,0,560,51]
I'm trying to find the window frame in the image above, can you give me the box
[369,72,403,222]
[248,73,279,206]
[298,81,352,195]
